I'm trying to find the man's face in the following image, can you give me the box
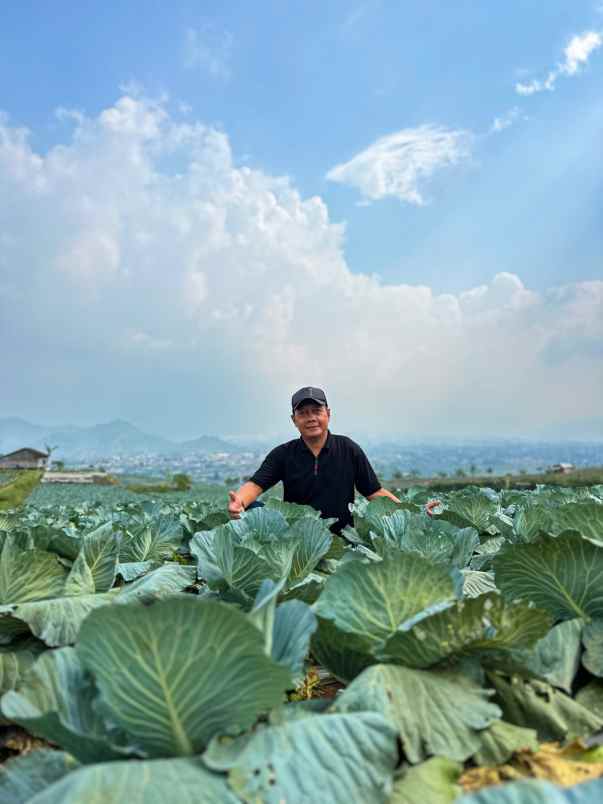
[291,402,330,439]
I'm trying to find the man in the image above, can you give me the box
[228,386,438,533]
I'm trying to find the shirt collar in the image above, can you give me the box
[299,430,332,453]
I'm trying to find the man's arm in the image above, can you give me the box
[368,486,441,517]
[367,488,401,503]
[228,481,263,519]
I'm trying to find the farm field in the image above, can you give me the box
[0,484,603,801]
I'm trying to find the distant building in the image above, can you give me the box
[549,462,575,474]
[0,448,49,470]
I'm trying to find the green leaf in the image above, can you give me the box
[529,620,583,692]
[0,538,66,604]
[116,563,195,604]
[204,711,399,804]
[27,757,239,804]
[583,619,603,677]
[77,598,292,757]
[64,553,95,597]
[462,570,498,597]
[248,579,284,656]
[247,579,317,681]
[120,518,183,563]
[576,681,603,720]
[314,552,457,652]
[488,673,603,742]
[310,617,376,683]
[233,508,290,542]
[351,496,405,541]
[380,595,552,669]
[376,511,479,569]
[271,600,317,682]
[437,487,499,532]
[193,527,281,598]
[82,522,119,592]
[117,560,158,581]
[0,592,116,647]
[514,502,603,544]
[481,620,583,692]
[287,518,332,584]
[470,537,506,571]
[493,532,603,621]
[473,720,539,766]
[0,750,79,804]
[1,647,131,763]
[331,664,500,763]
[0,639,45,694]
[390,757,462,804]
[264,498,322,523]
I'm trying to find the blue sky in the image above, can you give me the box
[1,1,602,438]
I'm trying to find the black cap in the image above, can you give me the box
[291,386,328,412]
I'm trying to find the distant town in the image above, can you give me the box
[1,417,602,485]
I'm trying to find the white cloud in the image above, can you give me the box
[183,25,233,80]
[0,95,601,437]
[516,30,602,95]
[490,106,522,133]
[325,125,472,205]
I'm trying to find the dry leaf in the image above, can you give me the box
[460,740,603,793]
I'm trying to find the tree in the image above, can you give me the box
[469,463,478,475]
[455,468,466,478]
[486,467,493,474]
[172,473,192,491]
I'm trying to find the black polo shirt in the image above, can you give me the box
[249,432,381,532]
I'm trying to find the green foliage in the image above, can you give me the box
[0,470,43,511]
[172,473,192,491]
[0,484,602,800]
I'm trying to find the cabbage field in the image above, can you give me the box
[1,484,603,802]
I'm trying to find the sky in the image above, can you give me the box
[0,0,602,441]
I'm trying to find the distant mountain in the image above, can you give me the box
[0,417,47,451]
[0,418,173,460]
[0,418,244,461]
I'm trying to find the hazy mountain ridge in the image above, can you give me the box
[0,418,239,461]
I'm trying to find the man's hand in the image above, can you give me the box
[425,499,441,518]
[228,490,245,520]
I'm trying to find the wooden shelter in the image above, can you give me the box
[0,448,49,470]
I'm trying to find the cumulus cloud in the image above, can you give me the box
[326,125,472,205]
[0,95,601,438]
[516,30,602,95]
[183,24,233,80]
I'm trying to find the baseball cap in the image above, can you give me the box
[291,386,328,412]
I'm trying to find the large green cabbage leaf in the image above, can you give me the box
[26,758,238,804]
[204,711,398,804]
[77,597,292,757]
[379,594,551,668]
[0,750,79,804]
[331,664,500,763]
[493,532,603,620]
[313,552,457,653]
[1,647,133,763]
